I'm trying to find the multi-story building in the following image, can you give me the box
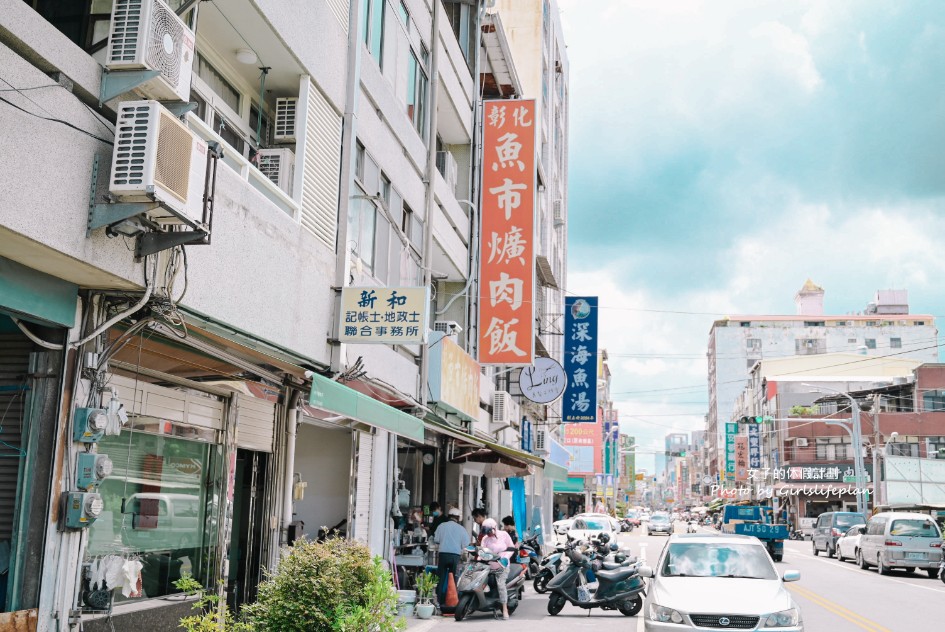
[0,1,568,628]
[706,281,937,484]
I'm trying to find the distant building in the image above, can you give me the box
[705,281,938,482]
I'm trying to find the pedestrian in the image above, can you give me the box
[480,518,514,620]
[471,507,488,544]
[433,507,468,607]
[501,515,519,544]
[429,501,448,532]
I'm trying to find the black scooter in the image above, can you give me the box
[546,538,645,617]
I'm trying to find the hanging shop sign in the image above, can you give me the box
[478,99,536,365]
[562,296,598,423]
[748,423,761,469]
[725,422,738,481]
[518,356,567,404]
[339,286,429,344]
[735,436,749,481]
[563,406,603,475]
[427,331,481,422]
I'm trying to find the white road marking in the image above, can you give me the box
[637,610,646,632]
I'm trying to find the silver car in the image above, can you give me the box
[641,534,803,631]
[648,513,673,535]
[857,511,943,576]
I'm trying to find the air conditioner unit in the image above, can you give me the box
[436,151,458,191]
[109,100,208,225]
[274,97,298,143]
[434,320,463,339]
[553,200,564,227]
[107,0,195,103]
[534,429,550,455]
[795,438,809,447]
[492,391,520,428]
[256,148,296,196]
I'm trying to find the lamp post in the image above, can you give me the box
[801,383,868,515]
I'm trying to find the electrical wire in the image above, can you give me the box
[0,94,113,145]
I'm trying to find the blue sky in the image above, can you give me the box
[557,0,945,474]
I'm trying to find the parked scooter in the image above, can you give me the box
[546,537,646,617]
[520,533,544,578]
[454,545,526,621]
[533,546,565,593]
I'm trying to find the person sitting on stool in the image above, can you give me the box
[433,507,468,607]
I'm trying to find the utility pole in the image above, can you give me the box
[872,393,881,510]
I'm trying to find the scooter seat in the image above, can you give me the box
[507,564,524,581]
[595,566,639,583]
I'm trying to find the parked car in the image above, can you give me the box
[553,518,574,535]
[812,511,867,558]
[648,513,673,536]
[625,511,642,527]
[836,524,866,563]
[640,533,803,631]
[567,514,619,542]
[857,512,944,576]
[121,492,203,551]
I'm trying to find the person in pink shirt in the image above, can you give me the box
[480,518,514,619]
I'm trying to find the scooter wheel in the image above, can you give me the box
[454,594,474,622]
[618,597,642,617]
[533,570,552,594]
[548,593,566,616]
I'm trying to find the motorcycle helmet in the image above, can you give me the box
[614,553,627,564]
[609,542,619,552]
[597,533,611,546]
[480,517,497,537]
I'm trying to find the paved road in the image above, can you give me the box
[409,521,945,631]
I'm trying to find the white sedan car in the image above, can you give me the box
[567,514,619,542]
[553,517,574,535]
[641,534,803,631]
[836,524,866,563]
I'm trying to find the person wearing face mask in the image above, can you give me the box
[429,501,448,532]
[480,518,514,620]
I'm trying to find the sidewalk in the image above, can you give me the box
[404,615,442,632]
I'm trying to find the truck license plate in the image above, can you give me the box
[906,552,926,560]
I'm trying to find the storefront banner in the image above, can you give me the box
[735,436,749,481]
[748,423,761,469]
[563,407,602,475]
[562,296,598,423]
[339,286,429,344]
[725,422,737,480]
[478,99,536,365]
[427,331,481,422]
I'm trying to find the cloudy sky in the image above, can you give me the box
[557,0,945,474]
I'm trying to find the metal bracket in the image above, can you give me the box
[99,69,160,105]
[88,202,161,234]
[136,230,209,258]
[161,101,197,118]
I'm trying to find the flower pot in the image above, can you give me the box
[415,603,435,619]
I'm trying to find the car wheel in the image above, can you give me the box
[904,567,915,574]
[547,594,566,616]
[927,568,939,579]
[878,553,890,575]
[837,547,846,562]
[618,597,642,617]
[857,549,869,570]
[827,545,836,559]
[454,594,474,622]
[812,541,819,556]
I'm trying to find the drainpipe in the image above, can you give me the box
[466,1,486,358]
[419,0,442,407]
[330,0,366,374]
[283,391,301,528]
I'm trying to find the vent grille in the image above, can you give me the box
[300,82,341,248]
[112,103,153,186]
[257,153,284,183]
[109,0,145,64]
[535,429,547,452]
[145,0,185,84]
[275,97,298,142]
[689,615,760,629]
[154,109,192,202]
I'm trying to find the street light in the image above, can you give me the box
[801,383,869,515]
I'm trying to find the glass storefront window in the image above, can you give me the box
[87,420,223,602]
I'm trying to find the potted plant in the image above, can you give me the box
[414,571,438,619]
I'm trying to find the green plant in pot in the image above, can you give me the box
[414,571,438,618]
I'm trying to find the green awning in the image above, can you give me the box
[0,256,77,327]
[553,477,586,494]
[543,461,570,482]
[308,372,425,442]
[477,436,544,467]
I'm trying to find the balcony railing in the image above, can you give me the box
[186,113,300,220]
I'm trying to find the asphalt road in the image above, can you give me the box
[409,521,945,631]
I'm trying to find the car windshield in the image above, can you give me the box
[651,515,669,523]
[582,520,606,530]
[835,514,865,527]
[660,543,778,579]
[889,519,941,538]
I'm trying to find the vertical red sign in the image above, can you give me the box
[479,99,536,365]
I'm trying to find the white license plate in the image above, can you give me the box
[906,552,926,560]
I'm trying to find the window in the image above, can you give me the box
[401,203,424,254]
[865,339,876,349]
[740,322,751,327]
[380,173,392,207]
[444,0,476,73]
[887,443,919,457]
[865,321,877,327]
[398,1,409,25]
[924,390,945,412]
[195,52,240,114]
[848,338,857,344]
[890,337,902,349]
[916,321,926,326]
[747,338,761,351]
[804,321,826,327]
[249,104,272,148]
[889,519,941,538]
[795,338,825,355]
[355,142,366,182]
[349,187,377,272]
[407,51,428,136]
[866,519,885,536]
[362,0,385,66]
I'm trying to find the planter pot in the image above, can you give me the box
[415,603,435,619]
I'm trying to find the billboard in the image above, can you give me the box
[725,422,737,481]
[564,407,603,475]
[563,296,598,423]
[478,99,536,365]
[735,436,749,481]
[748,423,761,469]
[427,331,481,422]
[339,287,428,344]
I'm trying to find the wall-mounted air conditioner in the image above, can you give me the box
[257,148,296,196]
[274,97,298,143]
[107,0,195,102]
[492,391,520,428]
[436,151,458,191]
[434,320,463,340]
[795,438,809,447]
[109,100,207,225]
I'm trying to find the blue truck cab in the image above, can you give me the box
[720,506,788,562]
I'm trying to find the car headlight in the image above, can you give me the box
[764,608,800,627]
[648,603,684,624]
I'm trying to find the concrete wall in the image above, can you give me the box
[293,423,353,538]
